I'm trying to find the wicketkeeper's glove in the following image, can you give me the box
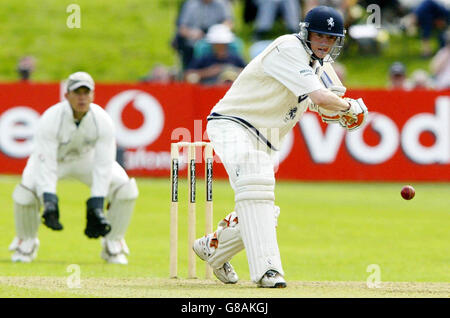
[42,192,63,231]
[84,197,111,239]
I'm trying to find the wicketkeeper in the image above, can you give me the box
[9,71,139,264]
[193,6,368,287]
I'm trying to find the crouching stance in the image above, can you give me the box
[9,71,138,264]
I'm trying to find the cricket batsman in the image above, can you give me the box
[193,6,368,287]
[9,71,139,264]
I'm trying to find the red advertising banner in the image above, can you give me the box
[0,82,448,181]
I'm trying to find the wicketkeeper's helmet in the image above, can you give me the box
[298,6,346,62]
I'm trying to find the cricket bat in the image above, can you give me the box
[315,62,347,120]
[318,62,343,89]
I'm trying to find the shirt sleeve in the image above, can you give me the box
[178,1,196,27]
[262,45,324,97]
[34,109,59,197]
[91,110,116,198]
[219,1,233,22]
[186,57,204,70]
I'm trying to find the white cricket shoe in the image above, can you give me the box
[101,238,129,265]
[257,270,287,288]
[213,262,239,284]
[9,237,39,263]
[193,234,238,284]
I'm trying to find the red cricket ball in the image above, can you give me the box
[401,185,415,200]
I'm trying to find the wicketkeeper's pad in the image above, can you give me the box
[105,178,138,241]
[12,184,41,240]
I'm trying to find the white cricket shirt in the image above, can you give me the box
[208,34,324,150]
[31,100,116,198]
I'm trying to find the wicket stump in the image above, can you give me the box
[170,141,214,279]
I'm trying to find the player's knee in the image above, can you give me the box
[12,184,39,206]
[242,148,273,168]
[234,175,275,202]
[112,178,139,201]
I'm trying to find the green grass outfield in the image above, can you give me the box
[0,175,449,297]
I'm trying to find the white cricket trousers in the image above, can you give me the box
[207,119,284,283]
[21,152,129,200]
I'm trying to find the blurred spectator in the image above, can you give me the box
[140,64,177,83]
[408,69,433,89]
[172,0,233,71]
[304,1,351,21]
[184,24,246,85]
[348,23,380,54]
[249,40,273,59]
[243,0,259,24]
[253,0,301,40]
[398,0,423,9]
[388,61,408,89]
[359,0,407,25]
[400,0,449,58]
[192,27,244,61]
[430,27,450,89]
[17,56,36,82]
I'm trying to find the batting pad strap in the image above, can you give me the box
[234,176,275,202]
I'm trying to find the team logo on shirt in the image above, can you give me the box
[327,17,334,30]
[284,106,298,122]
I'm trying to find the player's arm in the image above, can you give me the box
[185,64,224,83]
[91,113,116,199]
[84,111,115,239]
[178,25,204,41]
[309,61,368,130]
[34,112,59,197]
[177,1,204,41]
[261,40,367,131]
[308,88,350,112]
[309,88,368,131]
[34,109,64,231]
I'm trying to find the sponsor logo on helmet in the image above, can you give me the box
[327,17,334,30]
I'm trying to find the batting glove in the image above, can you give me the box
[340,98,368,131]
[329,85,346,97]
[318,107,342,124]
